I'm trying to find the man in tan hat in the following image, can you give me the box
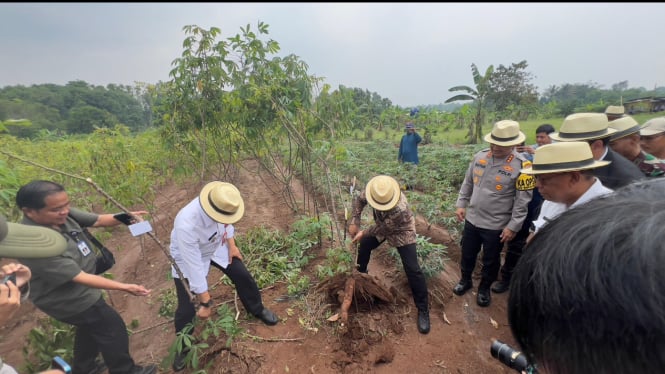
[640,117,665,160]
[609,116,665,177]
[453,120,534,307]
[169,181,278,371]
[605,105,625,121]
[550,112,643,189]
[348,175,430,334]
[521,142,613,236]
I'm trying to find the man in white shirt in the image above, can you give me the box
[169,182,278,371]
[520,142,613,239]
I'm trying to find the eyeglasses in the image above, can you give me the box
[641,134,665,142]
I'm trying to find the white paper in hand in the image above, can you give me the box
[128,220,153,236]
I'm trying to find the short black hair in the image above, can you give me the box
[509,178,665,374]
[16,180,65,210]
[535,124,555,134]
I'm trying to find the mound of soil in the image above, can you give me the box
[0,160,516,373]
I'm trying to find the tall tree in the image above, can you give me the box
[445,63,493,144]
[486,60,539,119]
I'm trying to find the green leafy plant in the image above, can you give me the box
[22,317,75,373]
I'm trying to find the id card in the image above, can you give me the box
[77,240,91,256]
[128,221,153,236]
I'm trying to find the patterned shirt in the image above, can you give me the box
[633,151,665,177]
[351,191,416,247]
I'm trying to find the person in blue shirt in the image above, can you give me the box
[398,122,422,165]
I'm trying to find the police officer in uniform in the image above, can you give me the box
[453,120,534,307]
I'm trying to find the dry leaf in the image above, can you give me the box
[327,313,340,322]
[490,317,499,329]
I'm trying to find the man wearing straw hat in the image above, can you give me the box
[605,104,625,121]
[453,120,534,307]
[521,142,613,236]
[348,175,430,334]
[549,112,643,189]
[169,181,278,371]
[609,116,665,177]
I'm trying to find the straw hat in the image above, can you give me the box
[550,113,616,142]
[365,175,401,211]
[605,105,625,116]
[483,120,526,146]
[640,117,665,136]
[199,182,245,224]
[0,215,67,258]
[520,142,610,175]
[609,116,640,141]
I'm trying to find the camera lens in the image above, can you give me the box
[491,340,529,372]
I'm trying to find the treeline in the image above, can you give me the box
[0,80,152,138]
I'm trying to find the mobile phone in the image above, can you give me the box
[52,356,72,374]
[113,212,134,225]
[1,273,16,285]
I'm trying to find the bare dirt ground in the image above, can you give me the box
[0,160,517,373]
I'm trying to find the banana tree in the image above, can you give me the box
[445,63,493,144]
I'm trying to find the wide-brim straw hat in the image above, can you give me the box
[0,215,67,258]
[483,120,526,146]
[550,113,616,142]
[640,117,665,136]
[609,116,640,141]
[605,105,625,115]
[520,142,610,174]
[365,175,401,211]
[199,181,245,224]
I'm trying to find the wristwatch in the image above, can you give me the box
[199,299,213,308]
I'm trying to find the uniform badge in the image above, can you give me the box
[516,173,536,190]
[496,184,503,191]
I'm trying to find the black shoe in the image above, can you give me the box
[256,308,279,326]
[491,280,510,294]
[477,288,491,307]
[172,349,188,372]
[453,279,473,296]
[131,364,157,374]
[417,309,430,334]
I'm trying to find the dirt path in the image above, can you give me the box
[0,161,517,373]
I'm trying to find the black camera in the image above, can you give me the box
[1,273,16,285]
[490,340,537,373]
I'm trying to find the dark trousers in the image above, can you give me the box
[60,297,135,374]
[460,220,503,289]
[498,224,529,282]
[174,258,264,333]
[356,236,429,311]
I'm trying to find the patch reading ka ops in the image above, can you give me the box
[516,161,536,190]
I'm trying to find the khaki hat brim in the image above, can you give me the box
[521,159,611,175]
[365,177,401,211]
[640,129,665,136]
[199,181,245,224]
[550,128,617,142]
[0,220,67,258]
[483,131,526,147]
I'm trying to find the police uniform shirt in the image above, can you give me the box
[456,149,534,231]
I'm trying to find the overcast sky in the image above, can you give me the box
[1,3,664,108]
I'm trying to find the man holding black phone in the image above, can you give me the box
[12,180,157,374]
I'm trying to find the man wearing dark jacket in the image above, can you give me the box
[550,112,644,189]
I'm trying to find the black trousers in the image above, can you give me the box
[356,236,429,311]
[498,223,529,282]
[174,258,264,333]
[59,297,136,374]
[460,220,503,289]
